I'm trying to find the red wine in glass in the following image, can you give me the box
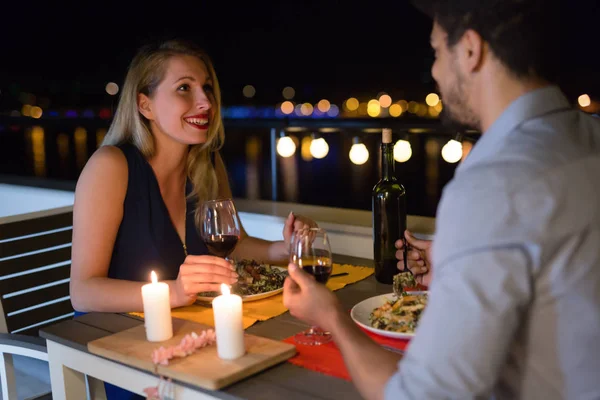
[204,235,239,258]
[289,228,333,345]
[198,199,241,263]
[300,255,333,283]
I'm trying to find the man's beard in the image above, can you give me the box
[438,67,481,132]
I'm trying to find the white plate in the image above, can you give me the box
[197,266,287,303]
[350,291,428,340]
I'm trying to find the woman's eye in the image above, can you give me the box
[203,84,213,93]
[177,84,190,91]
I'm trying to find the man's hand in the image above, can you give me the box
[395,230,433,286]
[283,263,343,330]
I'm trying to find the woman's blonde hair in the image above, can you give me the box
[103,39,224,205]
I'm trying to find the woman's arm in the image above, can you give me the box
[69,147,189,312]
[213,152,313,264]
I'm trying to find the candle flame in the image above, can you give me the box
[151,271,157,284]
[221,283,230,296]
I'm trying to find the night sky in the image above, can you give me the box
[1,0,599,109]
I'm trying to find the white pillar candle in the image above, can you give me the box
[141,271,173,342]
[212,283,245,360]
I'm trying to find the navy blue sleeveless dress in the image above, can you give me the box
[108,143,211,281]
[77,143,212,400]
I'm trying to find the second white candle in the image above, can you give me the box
[212,284,245,360]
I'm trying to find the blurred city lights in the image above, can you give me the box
[243,85,256,98]
[105,82,119,95]
[389,104,403,117]
[327,104,339,117]
[345,97,359,111]
[317,99,331,113]
[425,93,440,107]
[280,101,294,115]
[379,94,392,108]
[282,86,295,100]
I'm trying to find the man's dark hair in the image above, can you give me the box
[413,0,561,83]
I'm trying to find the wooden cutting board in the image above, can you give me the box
[88,317,297,390]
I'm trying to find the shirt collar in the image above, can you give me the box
[457,85,571,172]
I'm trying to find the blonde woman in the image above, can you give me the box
[70,40,316,315]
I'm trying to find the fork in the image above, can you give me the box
[381,345,405,355]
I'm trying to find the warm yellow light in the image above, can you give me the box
[277,136,296,157]
[367,99,381,117]
[379,94,392,108]
[30,106,43,119]
[301,136,313,161]
[242,85,256,98]
[105,82,119,95]
[428,106,440,118]
[394,140,412,162]
[399,100,408,112]
[221,283,230,296]
[358,102,368,116]
[281,101,294,115]
[300,103,314,116]
[317,99,331,113]
[434,101,443,113]
[578,94,591,107]
[282,86,295,100]
[416,104,428,117]
[21,104,32,117]
[426,93,440,107]
[345,97,359,111]
[349,143,369,165]
[310,137,329,159]
[441,139,463,163]
[57,133,69,159]
[96,128,107,147]
[389,104,403,117]
[408,101,418,113]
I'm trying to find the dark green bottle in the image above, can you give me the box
[372,128,407,284]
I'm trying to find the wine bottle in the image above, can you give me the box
[372,128,407,284]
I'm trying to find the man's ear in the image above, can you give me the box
[138,93,154,120]
[457,29,485,73]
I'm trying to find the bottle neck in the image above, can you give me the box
[381,143,395,180]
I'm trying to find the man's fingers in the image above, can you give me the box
[405,230,431,250]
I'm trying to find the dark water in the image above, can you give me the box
[0,118,473,217]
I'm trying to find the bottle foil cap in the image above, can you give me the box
[382,128,392,143]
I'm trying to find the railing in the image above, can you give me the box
[0,115,480,215]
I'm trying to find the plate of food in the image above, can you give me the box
[350,290,428,339]
[197,259,288,303]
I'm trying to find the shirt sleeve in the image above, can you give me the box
[384,241,533,399]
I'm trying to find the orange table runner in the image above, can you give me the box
[131,263,374,330]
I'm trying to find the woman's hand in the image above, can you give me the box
[172,255,238,307]
[282,212,318,248]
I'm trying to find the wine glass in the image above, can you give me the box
[198,199,241,264]
[289,228,333,345]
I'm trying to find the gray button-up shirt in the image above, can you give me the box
[385,86,600,399]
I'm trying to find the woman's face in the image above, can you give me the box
[139,54,215,145]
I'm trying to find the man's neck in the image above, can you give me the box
[477,69,550,132]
